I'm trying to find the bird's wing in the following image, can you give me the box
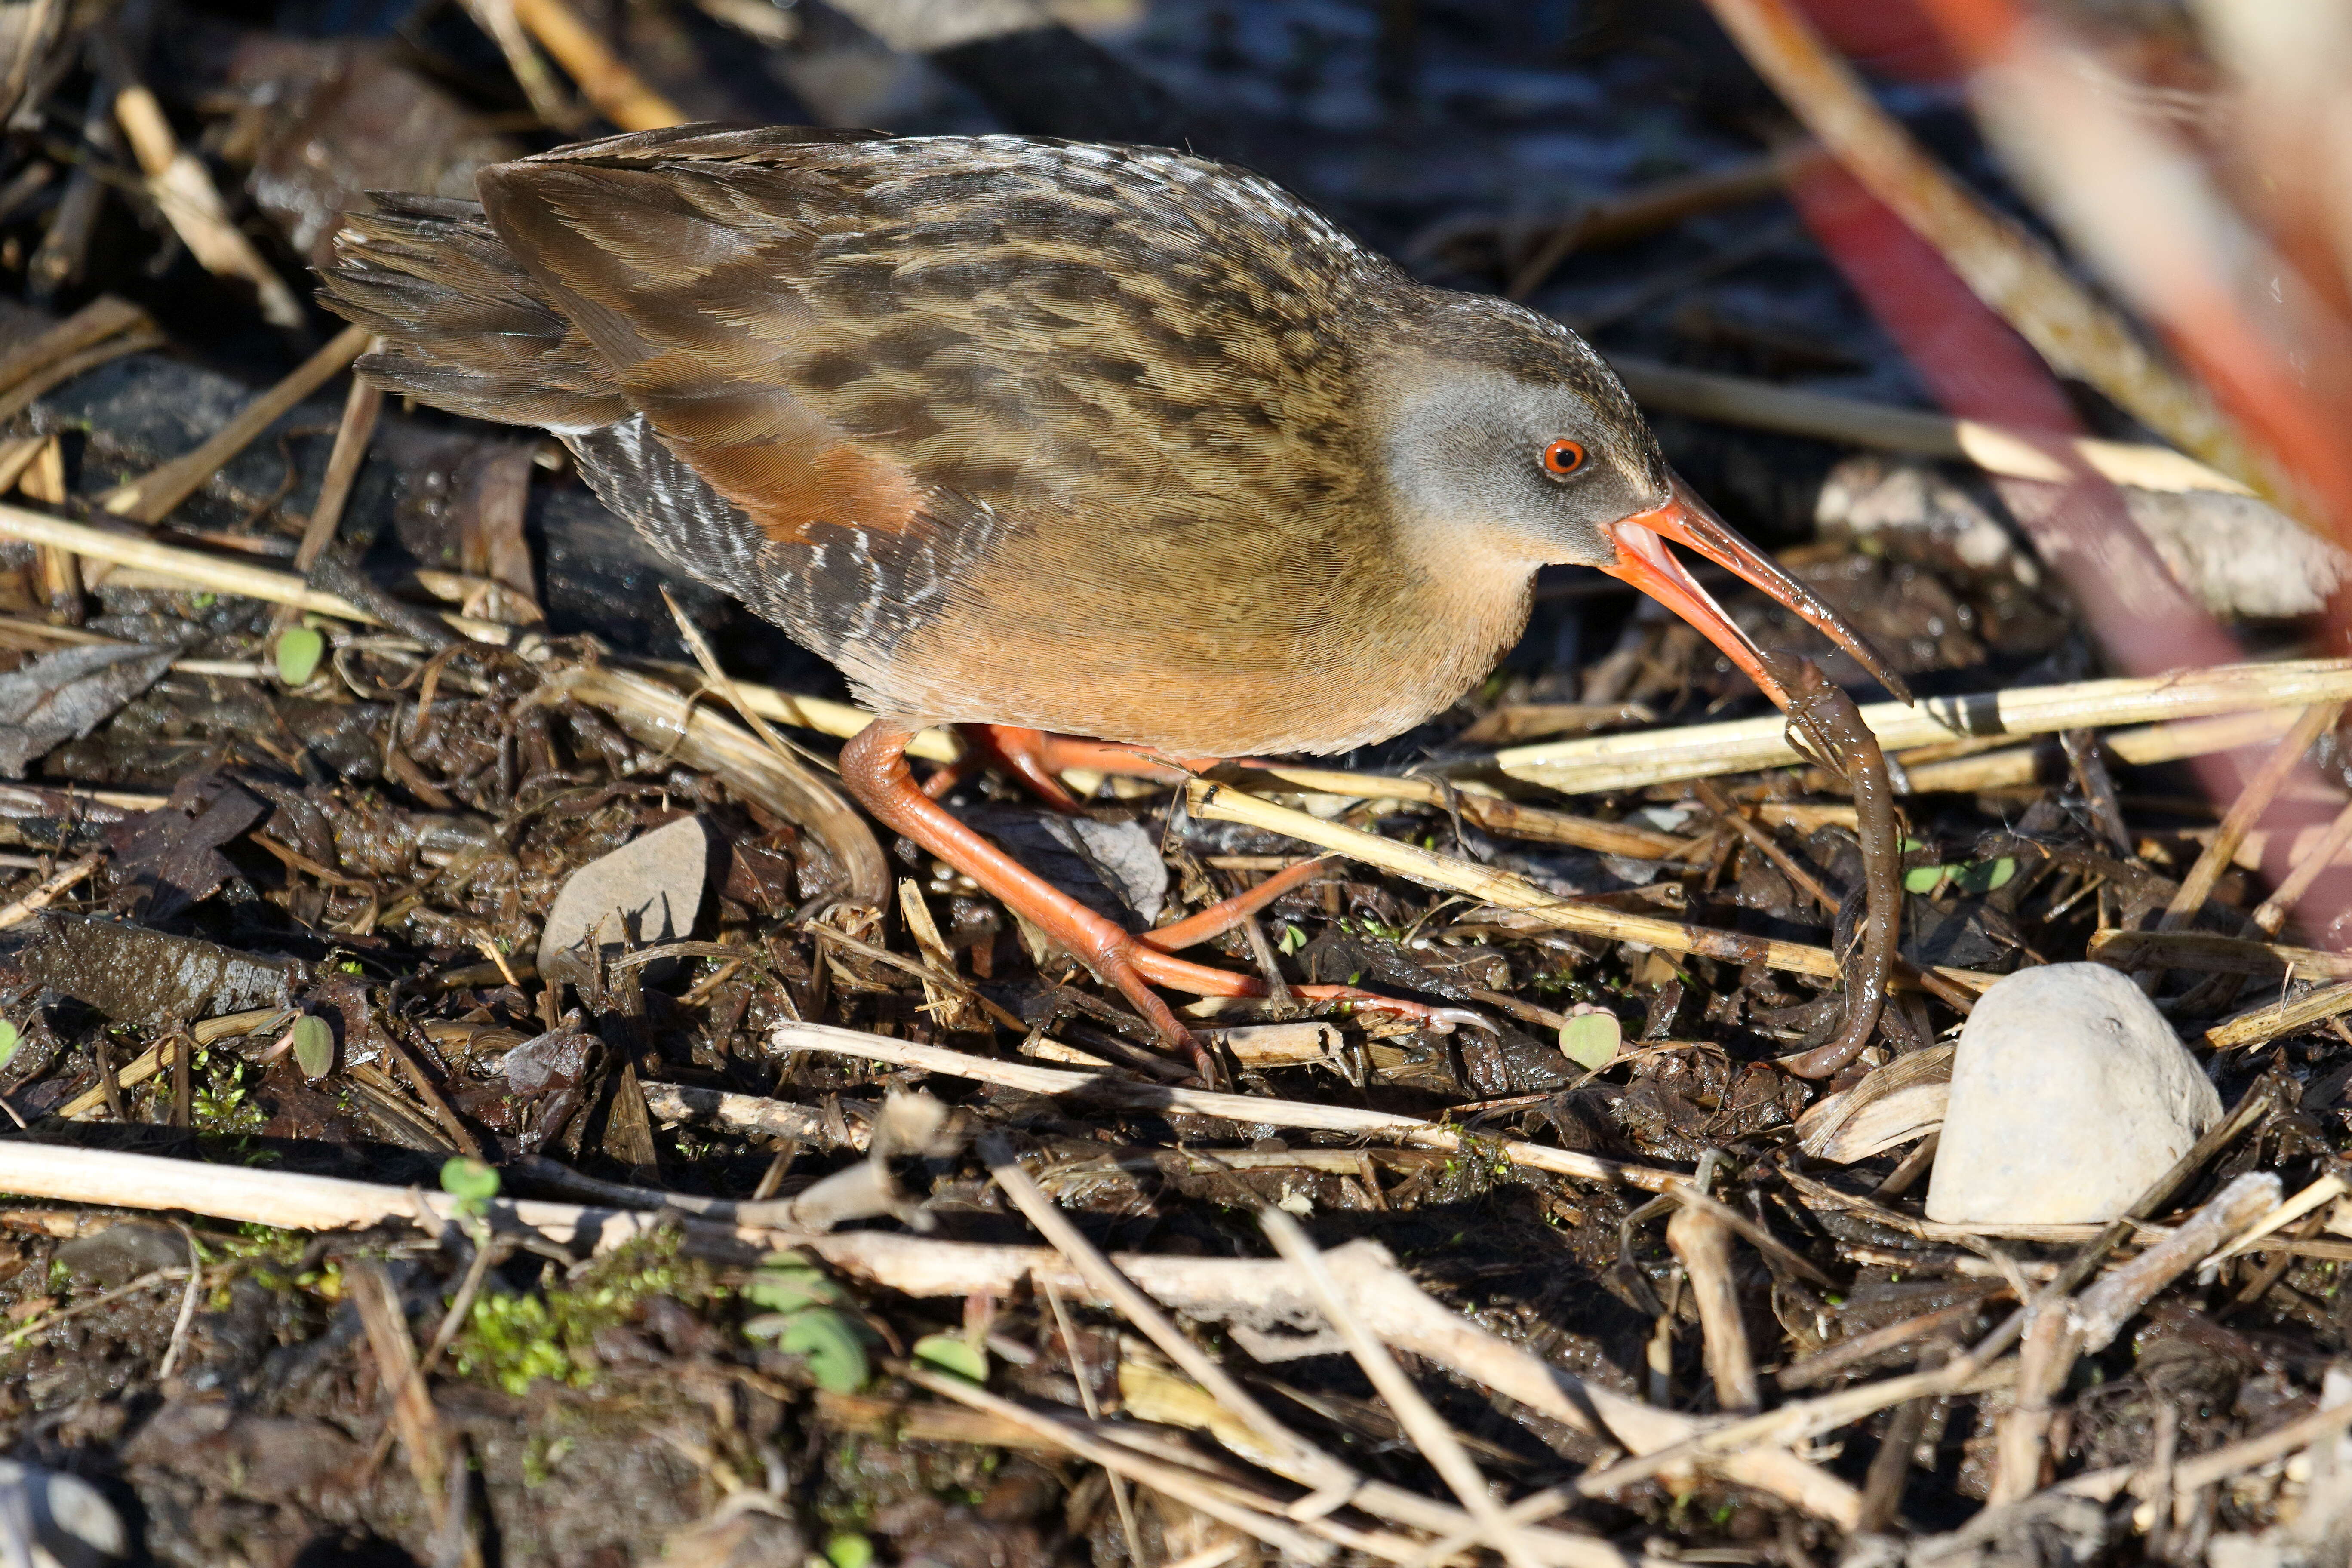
[474,128,1399,694]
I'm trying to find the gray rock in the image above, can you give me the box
[0,1457,129,1566]
[53,1221,184,1288]
[1926,962,2221,1224]
[1815,451,2349,618]
[537,815,713,985]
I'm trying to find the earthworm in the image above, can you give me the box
[1764,653,1899,1079]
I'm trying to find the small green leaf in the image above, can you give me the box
[1952,857,2017,894]
[912,1332,988,1383]
[1558,1010,1621,1071]
[746,1252,842,1312]
[1276,923,1306,956]
[1902,865,1949,895]
[440,1156,500,1203]
[274,625,324,686]
[1901,837,1925,852]
[778,1308,869,1392]
[825,1534,874,1568]
[0,1018,18,1070]
[289,1015,333,1079]
[745,1270,842,1314]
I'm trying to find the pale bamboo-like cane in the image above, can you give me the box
[1494,658,2352,794]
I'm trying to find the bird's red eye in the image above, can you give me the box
[1540,439,1586,478]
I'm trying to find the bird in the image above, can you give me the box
[321,122,1906,1068]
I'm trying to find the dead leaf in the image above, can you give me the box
[105,773,266,920]
[0,643,177,778]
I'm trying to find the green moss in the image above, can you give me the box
[521,1433,575,1488]
[449,1230,710,1396]
[214,1225,310,1264]
[191,1052,269,1135]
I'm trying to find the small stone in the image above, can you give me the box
[53,1221,183,1288]
[1927,963,2221,1224]
[537,815,713,985]
[0,1456,129,1565]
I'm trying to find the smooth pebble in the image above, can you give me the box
[1926,962,2220,1224]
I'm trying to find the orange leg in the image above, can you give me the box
[923,724,1196,811]
[1138,855,1339,952]
[843,719,1464,1072]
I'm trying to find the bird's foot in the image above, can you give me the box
[923,724,1194,812]
[1137,855,1339,952]
[1066,925,1490,1083]
[843,719,1473,1081]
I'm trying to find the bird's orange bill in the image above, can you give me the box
[1601,477,1913,707]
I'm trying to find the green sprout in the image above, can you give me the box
[289,1015,334,1079]
[911,1332,988,1384]
[1559,1010,1621,1071]
[274,625,325,686]
[440,1157,501,1220]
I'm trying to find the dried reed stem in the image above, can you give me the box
[0,1137,1850,1528]
[901,1365,1342,1563]
[111,84,304,328]
[1611,356,2251,495]
[0,294,146,394]
[510,0,687,129]
[0,502,398,625]
[1184,777,1995,992]
[290,375,383,577]
[1260,1208,1546,1568]
[457,0,585,130]
[2088,927,2352,980]
[981,1132,1323,1474]
[549,664,891,910]
[0,851,98,931]
[0,326,168,428]
[2251,799,2352,935]
[2148,701,2341,945]
[652,670,962,764]
[1989,1174,2280,1504]
[2204,980,2352,1051]
[101,326,370,523]
[1494,658,2352,794]
[1697,0,2277,500]
[772,1022,1678,1190]
[1665,1202,1758,1413]
[1226,764,1694,858]
[1897,708,2299,795]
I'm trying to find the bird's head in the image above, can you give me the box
[1373,293,1911,709]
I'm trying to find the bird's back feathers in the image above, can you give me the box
[322,126,1534,752]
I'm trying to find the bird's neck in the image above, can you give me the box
[1382,516,1543,676]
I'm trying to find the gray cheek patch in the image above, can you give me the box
[1377,369,1648,563]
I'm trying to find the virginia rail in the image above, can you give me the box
[323,124,1905,1066]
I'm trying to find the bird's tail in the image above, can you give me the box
[317,193,627,433]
